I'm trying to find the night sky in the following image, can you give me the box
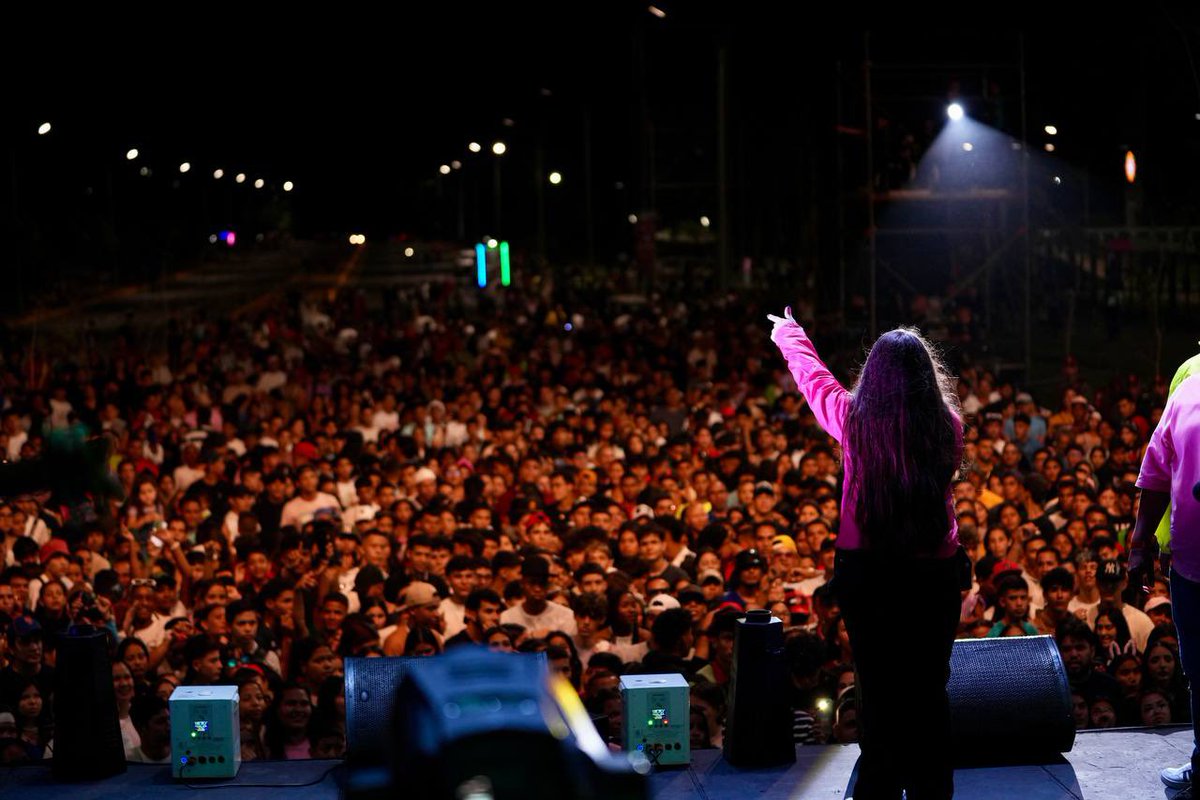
[6,7,1200,268]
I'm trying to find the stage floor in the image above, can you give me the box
[658,726,1194,800]
[0,726,1193,799]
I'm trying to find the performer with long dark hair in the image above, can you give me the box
[769,308,963,800]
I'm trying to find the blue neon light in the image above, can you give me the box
[475,243,487,288]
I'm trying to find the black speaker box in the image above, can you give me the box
[723,610,796,767]
[947,635,1075,760]
[344,650,547,765]
[53,626,126,779]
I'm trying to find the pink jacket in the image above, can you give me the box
[771,320,960,557]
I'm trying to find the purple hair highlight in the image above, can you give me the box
[844,327,963,555]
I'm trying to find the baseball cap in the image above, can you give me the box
[735,549,767,571]
[413,467,438,484]
[8,614,41,641]
[1145,596,1172,613]
[631,504,655,520]
[292,441,319,462]
[347,506,376,526]
[39,539,70,564]
[1097,560,1126,584]
[646,594,681,615]
[698,569,725,586]
[678,586,706,605]
[984,561,1022,578]
[754,481,775,497]
[1015,392,1034,404]
[772,535,798,554]
[399,582,440,611]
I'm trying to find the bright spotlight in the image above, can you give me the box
[468,142,482,153]
[947,103,964,121]
[235,173,246,183]
[126,148,139,161]
[213,169,224,179]
[404,247,415,257]
[648,5,666,18]
[628,214,638,224]
[439,164,451,175]
[1053,176,1062,185]
[1044,125,1058,136]
[492,141,506,156]
[700,215,711,228]
[962,142,974,152]
[37,122,51,135]
[548,171,562,185]
[283,181,294,192]
[179,162,191,174]
[487,238,499,249]
[254,178,265,189]
[1044,143,1056,153]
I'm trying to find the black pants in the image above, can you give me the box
[1171,568,1200,775]
[833,548,962,800]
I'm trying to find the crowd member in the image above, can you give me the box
[0,274,1186,771]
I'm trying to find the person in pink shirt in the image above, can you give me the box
[1131,372,1200,796]
[770,308,964,800]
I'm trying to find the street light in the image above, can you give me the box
[126,148,139,161]
[548,171,562,185]
[492,141,506,156]
[37,122,51,135]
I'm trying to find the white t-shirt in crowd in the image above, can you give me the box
[280,493,342,529]
[500,601,577,636]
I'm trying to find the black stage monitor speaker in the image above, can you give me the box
[344,650,547,766]
[53,626,126,779]
[390,647,643,800]
[948,635,1074,761]
[724,610,795,768]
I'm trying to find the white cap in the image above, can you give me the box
[646,594,681,615]
[413,467,437,484]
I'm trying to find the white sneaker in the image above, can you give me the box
[1162,763,1193,789]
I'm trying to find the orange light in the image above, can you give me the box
[1125,150,1137,184]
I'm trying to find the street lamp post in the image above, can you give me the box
[492,141,506,235]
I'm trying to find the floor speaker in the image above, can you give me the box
[344,650,547,765]
[53,626,126,779]
[948,635,1074,760]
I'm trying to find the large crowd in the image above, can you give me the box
[0,273,1187,765]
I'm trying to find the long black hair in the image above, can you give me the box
[844,328,962,555]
